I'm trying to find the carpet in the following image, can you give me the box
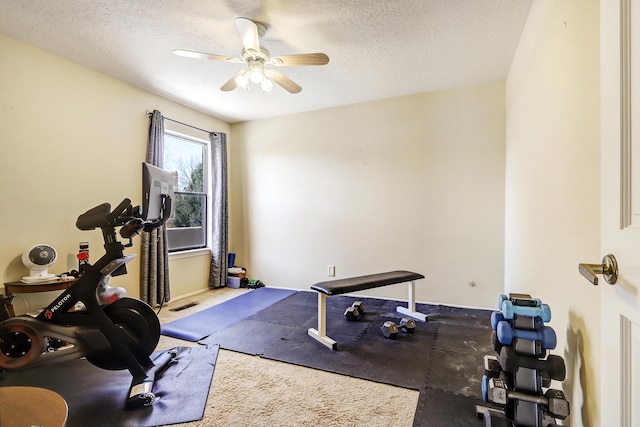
[161,287,296,341]
[0,345,219,427]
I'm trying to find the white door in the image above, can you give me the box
[600,1,640,425]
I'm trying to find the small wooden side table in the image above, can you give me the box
[3,277,76,317]
[0,386,68,426]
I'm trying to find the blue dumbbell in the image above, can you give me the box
[493,310,544,331]
[501,300,551,322]
[496,320,557,349]
[491,311,504,330]
[482,375,490,402]
[498,294,508,309]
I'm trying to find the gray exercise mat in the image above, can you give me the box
[0,345,219,427]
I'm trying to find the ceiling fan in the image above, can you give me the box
[174,17,329,94]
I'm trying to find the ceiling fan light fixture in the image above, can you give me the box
[261,78,274,93]
[234,69,250,89]
[249,69,264,84]
[249,66,265,84]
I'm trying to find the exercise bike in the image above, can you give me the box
[0,195,176,408]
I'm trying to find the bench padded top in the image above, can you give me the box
[311,270,425,296]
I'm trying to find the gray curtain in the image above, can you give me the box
[140,110,171,306]
[208,132,228,288]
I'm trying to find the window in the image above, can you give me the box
[163,131,209,251]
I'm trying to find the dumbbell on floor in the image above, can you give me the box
[381,321,399,338]
[486,377,570,420]
[344,301,365,321]
[381,318,416,339]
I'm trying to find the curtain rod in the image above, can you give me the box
[146,110,217,135]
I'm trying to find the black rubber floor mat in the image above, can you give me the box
[201,291,438,390]
[427,323,493,398]
[413,387,486,426]
[0,345,219,427]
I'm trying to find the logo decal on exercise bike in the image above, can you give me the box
[45,293,72,318]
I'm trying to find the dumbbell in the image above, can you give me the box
[482,409,511,427]
[481,375,491,402]
[399,318,416,333]
[501,300,551,322]
[484,354,501,378]
[493,329,547,357]
[492,311,543,332]
[496,321,557,349]
[381,321,399,338]
[499,346,566,381]
[344,301,365,321]
[381,318,417,339]
[491,330,503,354]
[481,373,513,403]
[485,377,570,420]
[498,294,542,309]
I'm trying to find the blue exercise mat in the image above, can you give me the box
[161,287,296,341]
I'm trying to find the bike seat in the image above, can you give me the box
[76,203,111,230]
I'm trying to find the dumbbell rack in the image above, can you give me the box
[475,293,570,427]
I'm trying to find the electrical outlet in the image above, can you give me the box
[328,265,336,277]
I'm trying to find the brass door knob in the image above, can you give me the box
[578,254,618,285]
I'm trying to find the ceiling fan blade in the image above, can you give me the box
[236,17,261,54]
[270,53,330,66]
[173,49,243,63]
[220,70,244,91]
[266,69,302,94]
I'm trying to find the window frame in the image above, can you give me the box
[163,130,210,253]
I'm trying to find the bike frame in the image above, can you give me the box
[0,196,170,378]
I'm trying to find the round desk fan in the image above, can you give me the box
[22,244,58,283]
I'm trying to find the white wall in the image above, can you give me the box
[0,34,230,313]
[505,1,600,425]
[231,82,506,308]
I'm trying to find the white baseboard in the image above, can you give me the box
[266,285,494,311]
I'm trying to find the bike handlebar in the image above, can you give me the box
[76,196,172,235]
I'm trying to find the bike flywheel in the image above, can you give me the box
[86,297,160,370]
[0,319,45,370]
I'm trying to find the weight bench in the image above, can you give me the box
[308,270,426,350]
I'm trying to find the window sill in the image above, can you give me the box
[168,247,210,260]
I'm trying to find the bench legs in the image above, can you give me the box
[309,280,428,350]
[396,280,428,322]
[308,293,338,350]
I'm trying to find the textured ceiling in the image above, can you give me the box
[0,0,532,123]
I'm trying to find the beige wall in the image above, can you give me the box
[505,1,600,425]
[1,32,506,313]
[0,34,229,313]
[231,81,506,308]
